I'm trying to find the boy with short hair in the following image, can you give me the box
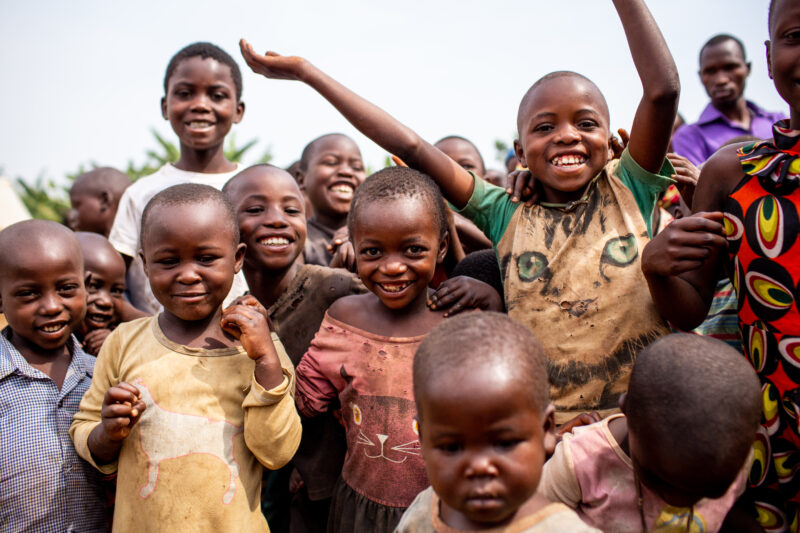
[69,167,132,236]
[397,312,599,532]
[239,0,679,423]
[538,334,759,532]
[109,42,247,313]
[71,184,301,532]
[0,220,106,532]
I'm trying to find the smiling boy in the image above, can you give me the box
[109,42,248,313]
[0,220,106,532]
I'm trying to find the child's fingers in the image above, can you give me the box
[617,128,630,146]
[102,403,137,419]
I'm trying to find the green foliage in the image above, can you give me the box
[9,130,274,223]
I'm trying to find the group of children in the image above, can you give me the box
[2,0,798,531]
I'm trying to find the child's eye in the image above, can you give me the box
[494,438,522,451]
[175,89,192,98]
[285,207,302,215]
[533,123,553,133]
[198,255,219,264]
[86,280,102,292]
[111,286,125,298]
[578,120,598,129]
[58,284,80,296]
[435,442,463,454]
[14,289,38,300]
[155,257,179,266]
[211,91,228,101]
[245,205,265,214]
[406,245,427,255]
[785,29,800,41]
[360,247,381,257]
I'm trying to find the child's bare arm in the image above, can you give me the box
[614,0,680,174]
[221,294,285,390]
[239,40,475,208]
[87,382,146,464]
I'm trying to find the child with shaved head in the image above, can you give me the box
[398,312,599,532]
[69,167,131,236]
[0,220,106,531]
[538,334,760,532]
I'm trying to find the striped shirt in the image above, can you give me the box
[0,326,106,532]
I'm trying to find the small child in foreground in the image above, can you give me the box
[396,311,599,532]
[0,220,106,531]
[538,334,759,532]
[75,232,128,355]
[294,168,450,533]
[71,184,301,532]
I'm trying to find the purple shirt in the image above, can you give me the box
[672,101,787,165]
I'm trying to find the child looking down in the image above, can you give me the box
[240,0,679,423]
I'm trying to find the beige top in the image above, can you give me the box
[70,316,301,532]
[394,486,600,533]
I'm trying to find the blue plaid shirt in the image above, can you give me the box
[0,327,106,532]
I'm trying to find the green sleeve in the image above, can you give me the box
[452,173,520,246]
[616,148,675,237]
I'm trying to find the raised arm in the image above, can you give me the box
[239,40,475,208]
[614,0,680,173]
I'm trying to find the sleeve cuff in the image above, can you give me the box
[619,147,675,190]
[247,368,293,406]
[71,421,119,474]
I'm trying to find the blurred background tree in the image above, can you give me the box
[9,130,272,223]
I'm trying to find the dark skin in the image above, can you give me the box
[329,197,448,338]
[642,0,800,329]
[225,167,307,309]
[239,0,677,209]
[699,39,752,129]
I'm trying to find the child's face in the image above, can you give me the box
[69,189,107,235]
[515,77,613,203]
[141,201,244,322]
[300,136,365,221]
[352,197,446,311]
[161,56,244,153]
[82,248,126,331]
[0,240,85,354]
[419,367,554,528]
[767,0,800,117]
[435,138,485,178]
[229,169,307,272]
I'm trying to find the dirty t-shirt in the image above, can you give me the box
[70,316,301,532]
[457,150,673,422]
[295,313,427,508]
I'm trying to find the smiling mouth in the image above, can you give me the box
[377,281,412,293]
[329,183,354,200]
[550,154,587,167]
[39,322,68,334]
[259,236,292,248]
[86,313,112,325]
[186,120,215,130]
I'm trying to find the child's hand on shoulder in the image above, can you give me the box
[221,294,275,360]
[505,169,539,206]
[641,212,727,277]
[240,39,309,82]
[428,276,504,317]
[666,153,700,208]
[101,382,146,441]
[83,328,112,356]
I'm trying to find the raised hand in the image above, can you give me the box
[220,294,274,360]
[239,39,308,81]
[666,152,700,208]
[100,382,146,441]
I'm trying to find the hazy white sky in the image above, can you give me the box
[0,0,787,190]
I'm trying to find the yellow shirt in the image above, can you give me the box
[70,316,301,532]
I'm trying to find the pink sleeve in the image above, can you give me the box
[294,327,342,418]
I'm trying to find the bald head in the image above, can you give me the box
[75,232,124,273]
[517,71,610,134]
[298,133,357,172]
[0,220,82,277]
[69,167,131,235]
[223,164,301,201]
[71,167,131,200]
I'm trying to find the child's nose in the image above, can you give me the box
[92,291,114,310]
[190,93,212,112]
[465,454,499,478]
[39,292,64,315]
[263,207,289,227]
[554,124,581,144]
[380,259,408,276]
[176,265,202,284]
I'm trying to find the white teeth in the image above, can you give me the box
[331,184,354,193]
[261,237,290,246]
[41,324,64,333]
[188,121,213,128]
[551,155,586,166]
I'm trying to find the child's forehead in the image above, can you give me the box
[1,237,82,282]
[229,168,302,202]
[168,55,235,88]
[310,135,361,159]
[519,75,610,126]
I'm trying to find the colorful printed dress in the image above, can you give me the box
[724,120,800,532]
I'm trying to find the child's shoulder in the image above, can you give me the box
[326,292,374,326]
[694,142,751,213]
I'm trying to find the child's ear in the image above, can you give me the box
[233,243,247,274]
[765,40,773,80]
[437,231,450,264]
[542,404,557,456]
[295,170,306,190]
[139,250,149,277]
[513,139,527,169]
[233,101,245,124]
[99,190,112,213]
[161,97,168,120]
